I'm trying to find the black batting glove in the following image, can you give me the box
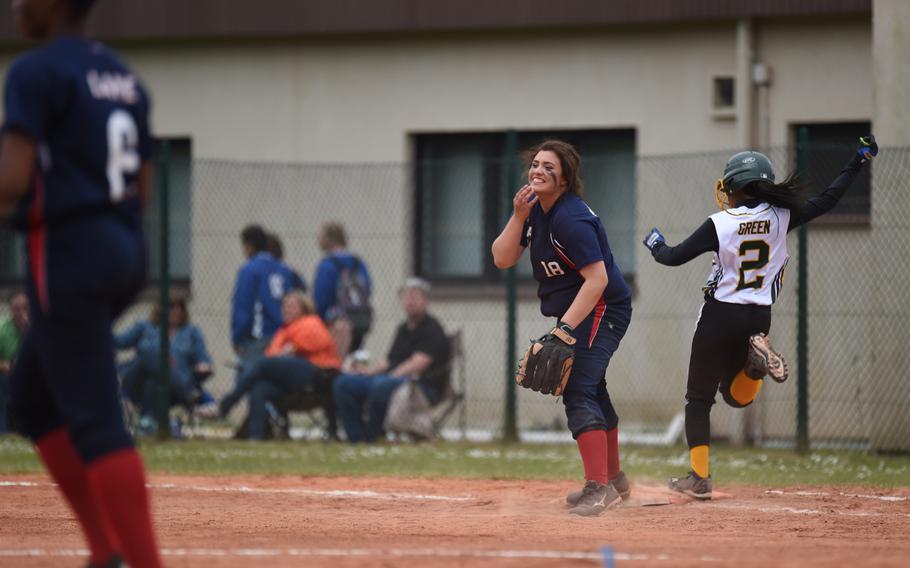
[643,227,666,252]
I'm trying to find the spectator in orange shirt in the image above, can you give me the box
[215,290,340,440]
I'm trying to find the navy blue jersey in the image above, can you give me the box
[2,36,152,231]
[520,193,631,317]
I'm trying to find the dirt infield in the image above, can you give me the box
[2,473,909,567]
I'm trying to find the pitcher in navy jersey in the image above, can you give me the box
[0,0,161,566]
[492,139,633,517]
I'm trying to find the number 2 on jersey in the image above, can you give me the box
[736,240,770,290]
[106,109,140,202]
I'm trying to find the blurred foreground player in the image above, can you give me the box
[0,0,162,566]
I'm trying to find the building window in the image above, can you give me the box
[146,138,193,283]
[713,77,735,110]
[0,227,24,287]
[0,138,193,287]
[794,122,871,224]
[415,129,636,283]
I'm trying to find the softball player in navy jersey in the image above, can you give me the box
[643,136,877,499]
[492,139,632,516]
[0,1,161,566]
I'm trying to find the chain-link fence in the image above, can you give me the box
[636,142,909,451]
[2,141,905,450]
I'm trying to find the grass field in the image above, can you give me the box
[2,434,909,487]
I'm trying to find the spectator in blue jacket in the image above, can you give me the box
[232,225,306,363]
[313,221,373,357]
[267,231,305,290]
[116,298,214,428]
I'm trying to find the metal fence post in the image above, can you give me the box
[796,127,810,453]
[502,129,519,442]
[157,140,172,441]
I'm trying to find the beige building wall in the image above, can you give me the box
[874,0,910,146]
[1,14,898,445]
[867,0,910,450]
[65,24,742,162]
[759,19,873,146]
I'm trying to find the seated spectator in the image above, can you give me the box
[313,221,373,358]
[116,297,214,429]
[0,291,28,434]
[214,290,341,440]
[333,277,449,443]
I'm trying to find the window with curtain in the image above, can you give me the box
[794,122,871,224]
[145,138,193,283]
[415,129,636,284]
[0,137,193,287]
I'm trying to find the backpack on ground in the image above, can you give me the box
[384,380,435,441]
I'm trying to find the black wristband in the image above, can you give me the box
[556,322,574,334]
[848,153,865,169]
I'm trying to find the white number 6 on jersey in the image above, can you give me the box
[268,273,286,300]
[106,109,140,202]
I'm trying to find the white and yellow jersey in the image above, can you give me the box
[703,203,790,305]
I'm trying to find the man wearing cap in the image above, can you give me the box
[333,277,450,443]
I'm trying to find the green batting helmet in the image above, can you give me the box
[720,151,775,195]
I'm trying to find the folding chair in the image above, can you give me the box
[429,329,466,438]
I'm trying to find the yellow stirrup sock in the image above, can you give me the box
[690,445,710,479]
[730,369,763,406]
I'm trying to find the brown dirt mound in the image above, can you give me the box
[1,473,909,567]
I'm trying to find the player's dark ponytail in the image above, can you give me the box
[741,172,808,210]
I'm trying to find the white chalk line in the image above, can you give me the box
[0,547,719,562]
[709,502,910,518]
[764,489,908,502]
[0,479,474,503]
[147,483,476,502]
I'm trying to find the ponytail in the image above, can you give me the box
[741,172,807,210]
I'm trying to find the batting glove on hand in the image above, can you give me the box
[643,228,666,252]
[858,135,878,163]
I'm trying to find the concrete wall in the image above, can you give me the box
[867,0,910,450]
[874,0,910,146]
[0,24,743,161]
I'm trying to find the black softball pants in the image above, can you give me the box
[685,297,771,448]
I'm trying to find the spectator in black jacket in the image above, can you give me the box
[333,277,448,443]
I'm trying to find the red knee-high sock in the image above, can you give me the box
[606,427,621,479]
[576,430,609,484]
[35,428,119,566]
[87,448,162,568]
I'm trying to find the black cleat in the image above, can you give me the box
[749,333,789,383]
[668,471,713,500]
[568,480,622,516]
[744,343,768,379]
[566,470,631,506]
